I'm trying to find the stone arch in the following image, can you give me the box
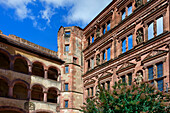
[12,80,29,100]
[47,66,59,81]
[47,87,59,103]
[33,109,54,113]
[32,61,45,78]
[11,79,30,89]
[0,77,9,97]
[0,49,11,70]
[13,56,29,74]
[0,106,26,113]
[31,84,44,101]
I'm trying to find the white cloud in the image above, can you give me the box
[0,0,112,29]
[0,0,34,20]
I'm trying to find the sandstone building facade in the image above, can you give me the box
[0,0,169,113]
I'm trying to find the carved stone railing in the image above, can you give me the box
[8,34,58,57]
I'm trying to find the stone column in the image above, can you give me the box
[8,86,13,98]
[44,69,48,79]
[27,89,31,100]
[125,6,128,18]
[144,25,148,42]
[44,91,47,102]
[126,36,128,51]
[28,65,32,75]
[10,61,14,70]
[132,1,136,12]
[154,20,157,37]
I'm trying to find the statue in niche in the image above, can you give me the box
[135,71,143,85]
[135,0,143,8]
[96,54,100,65]
[136,29,143,44]
[96,28,101,38]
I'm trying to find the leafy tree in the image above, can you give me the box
[81,81,170,113]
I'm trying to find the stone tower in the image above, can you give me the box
[57,26,84,113]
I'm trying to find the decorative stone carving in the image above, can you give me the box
[96,54,100,65]
[136,28,143,44]
[135,71,143,85]
[24,102,35,110]
[135,0,143,8]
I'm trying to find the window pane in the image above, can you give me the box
[148,66,153,80]
[157,63,163,78]
[103,51,106,61]
[157,17,163,35]
[103,26,106,35]
[157,79,163,91]
[88,38,90,45]
[107,48,111,61]
[92,35,94,43]
[65,84,68,91]
[107,21,110,31]
[121,76,126,83]
[65,66,69,73]
[122,39,126,53]
[65,31,70,37]
[128,73,132,85]
[65,45,69,52]
[65,101,68,108]
[128,5,132,16]
[148,22,154,40]
[128,35,133,50]
[122,9,125,20]
[87,88,90,96]
[102,83,105,90]
[91,87,93,96]
[107,81,110,91]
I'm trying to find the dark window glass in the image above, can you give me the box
[157,16,163,35]
[128,73,132,85]
[107,81,110,91]
[65,100,68,108]
[122,9,125,20]
[107,48,111,61]
[107,21,110,31]
[157,79,163,91]
[148,66,153,80]
[65,66,69,73]
[157,63,163,78]
[122,38,126,53]
[65,84,68,91]
[128,35,133,50]
[103,51,106,61]
[65,45,69,52]
[148,22,154,40]
[121,76,126,83]
[92,35,94,43]
[103,25,106,35]
[91,87,93,96]
[128,4,132,16]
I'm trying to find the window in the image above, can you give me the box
[88,37,90,45]
[107,81,110,91]
[87,60,90,70]
[65,31,70,37]
[91,58,94,69]
[128,4,132,16]
[92,34,94,43]
[73,57,77,64]
[157,63,163,78]
[87,88,90,96]
[65,45,69,52]
[128,35,133,50]
[148,66,153,80]
[65,83,68,91]
[122,9,126,20]
[103,25,106,35]
[128,73,132,85]
[65,100,68,108]
[122,38,126,53]
[157,79,163,91]
[121,76,126,83]
[148,22,154,40]
[103,50,106,61]
[107,47,111,61]
[157,16,163,36]
[65,66,69,73]
[91,87,93,96]
[102,83,105,90]
[107,21,110,31]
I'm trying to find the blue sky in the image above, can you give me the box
[0,0,112,51]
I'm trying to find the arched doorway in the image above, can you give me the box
[47,88,58,103]
[48,67,58,81]
[31,85,44,101]
[14,58,28,74]
[0,52,10,69]
[32,62,44,78]
[13,83,28,100]
[0,79,9,97]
